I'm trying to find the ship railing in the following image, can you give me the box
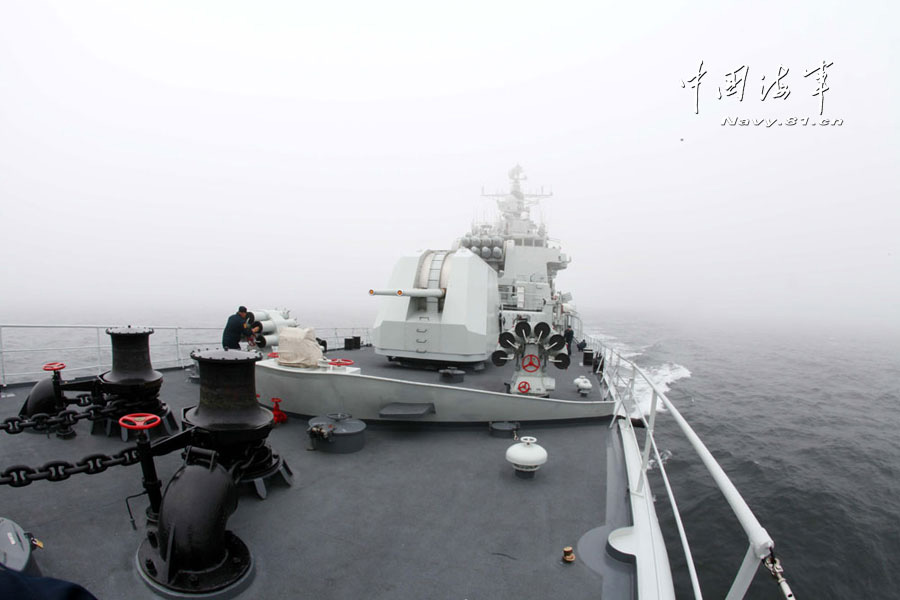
[309,327,372,353]
[568,314,585,342]
[0,324,220,387]
[0,324,375,387]
[584,334,776,600]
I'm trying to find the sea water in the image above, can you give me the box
[590,314,900,599]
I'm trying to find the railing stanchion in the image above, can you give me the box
[0,326,6,388]
[95,327,102,377]
[637,389,658,493]
[629,368,636,408]
[724,545,761,600]
[174,327,183,369]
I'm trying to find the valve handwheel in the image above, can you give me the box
[517,381,531,394]
[43,362,66,372]
[118,413,162,431]
[328,359,355,367]
[522,354,540,373]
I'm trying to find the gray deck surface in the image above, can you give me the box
[0,363,634,599]
[332,345,601,401]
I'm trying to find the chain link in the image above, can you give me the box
[1,397,145,486]
[0,398,147,435]
[0,446,141,487]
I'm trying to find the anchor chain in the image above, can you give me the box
[0,397,147,434]
[764,550,796,599]
[0,446,140,487]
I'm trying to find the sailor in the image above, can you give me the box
[0,567,98,600]
[222,306,252,350]
[564,325,574,355]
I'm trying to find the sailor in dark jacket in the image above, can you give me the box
[564,325,574,355]
[222,306,250,350]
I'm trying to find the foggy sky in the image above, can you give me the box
[1,1,898,334]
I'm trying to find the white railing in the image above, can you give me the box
[583,334,777,600]
[310,327,372,354]
[0,324,221,386]
[0,324,375,387]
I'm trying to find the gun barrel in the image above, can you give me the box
[369,288,446,298]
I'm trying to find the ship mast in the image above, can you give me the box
[481,164,553,238]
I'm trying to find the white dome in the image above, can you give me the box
[506,436,548,472]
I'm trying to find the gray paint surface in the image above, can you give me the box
[257,346,615,422]
[0,368,634,598]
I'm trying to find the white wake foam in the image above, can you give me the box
[583,329,691,416]
[647,448,673,471]
[632,362,692,416]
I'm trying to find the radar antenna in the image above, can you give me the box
[482,165,552,221]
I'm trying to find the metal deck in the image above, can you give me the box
[0,364,635,599]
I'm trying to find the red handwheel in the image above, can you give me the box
[328,359,355,367]
[118,413,162,431]
[517,381,531,394]
[522,355,540,373]
[43,362,66,372]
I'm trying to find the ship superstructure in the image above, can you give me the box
[368,166,577,397]
[460,164,575,337]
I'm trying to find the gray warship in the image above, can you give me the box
[0,168,793,599]
[257,165,614,422]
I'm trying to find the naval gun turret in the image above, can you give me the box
[370,248,501,363]
[369,166,580,396]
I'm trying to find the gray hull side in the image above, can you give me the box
[256,362,614,422]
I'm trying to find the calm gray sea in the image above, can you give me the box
[592,315,900,599]
[2,314,897,598]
